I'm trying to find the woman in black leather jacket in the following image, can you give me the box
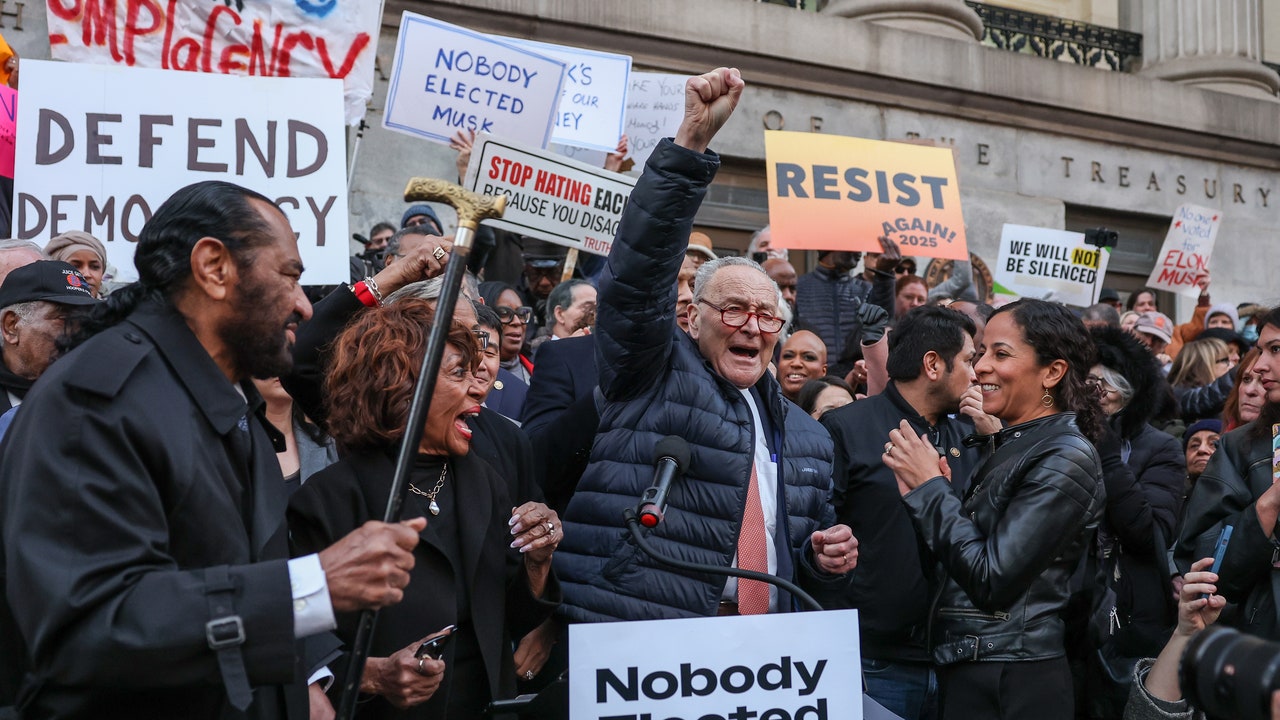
[884,299,1106,720]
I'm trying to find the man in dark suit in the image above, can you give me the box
[521,334,599,513]
[0,181,424,719]
[485,367,529,424]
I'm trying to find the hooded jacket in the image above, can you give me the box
[1091,326,1185,653]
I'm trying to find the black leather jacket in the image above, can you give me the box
[902,413,1105,664]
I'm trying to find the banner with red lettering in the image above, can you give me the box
[46,0,379,125]
[462,132,635,256]
[1146,204,1220,297]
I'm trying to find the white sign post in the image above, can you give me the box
[46,0,381,125]
[992,224,1111,307]
[1146,204,1221,297]
[624,72,687,171]
[383,13,566,149]
[463,133,636,257]
[504,38,631,152]
[570,610,863,720]
[14,60,350,284]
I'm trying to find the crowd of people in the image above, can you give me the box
[0,66,1276,720]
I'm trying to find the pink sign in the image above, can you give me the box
[0,86,15,179]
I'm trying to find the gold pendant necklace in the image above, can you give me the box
[409,462,448,516]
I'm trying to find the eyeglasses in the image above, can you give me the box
[471,328,490,350]
[696,299,784,334]
[1085,375,1120,396]
[495,306,533,325]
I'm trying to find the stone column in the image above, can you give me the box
[821,0,983,42]
[1124,0,1278,99]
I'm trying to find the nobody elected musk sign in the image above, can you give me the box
[463,133,636,257]
[15,60,349,284]
[569,610,862,720]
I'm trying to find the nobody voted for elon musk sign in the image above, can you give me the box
[765,131,969,260]
[569,610,862,720]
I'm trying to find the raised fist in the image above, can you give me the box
[673,68,745,154]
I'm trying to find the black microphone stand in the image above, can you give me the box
[621,508,823,612]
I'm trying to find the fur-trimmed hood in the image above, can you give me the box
[1091,324,1172,439]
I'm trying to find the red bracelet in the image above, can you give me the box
[351,281,379,308]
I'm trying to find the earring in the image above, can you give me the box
[1041,387,1054,408]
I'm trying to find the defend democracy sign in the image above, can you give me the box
[383,13,566,149]
[624,72,687,172]
[993,225,1111,307]
[569,610,862,720]
[463,133,636,257]
[504,38,631,153]
[764,131,969,260]
[14,60,349,284]
[1146,204,1221,297]
[46,0,380,125]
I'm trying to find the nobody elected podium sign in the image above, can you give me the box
[569,610,862,720]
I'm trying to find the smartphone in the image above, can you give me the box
[414,625,457,660]
[1203,525,1233,599]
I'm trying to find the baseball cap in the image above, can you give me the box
[1098,288,1120,303]
[1134,312,1173,344]
[0,261,99,308]
[687,232,717,263]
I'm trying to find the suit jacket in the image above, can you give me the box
[484,368,528,424]
[0,301,314,720]
[288,449,560,720]
[520,335,599,513]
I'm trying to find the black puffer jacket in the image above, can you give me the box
[553,140,842,623]
[902,413,1105,664]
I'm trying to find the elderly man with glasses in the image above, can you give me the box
[553,68,857,624]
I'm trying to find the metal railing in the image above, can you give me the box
[965,2,1142,71]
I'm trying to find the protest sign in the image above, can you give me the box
[46,0,380,125]
[765,131,968,260]
[383,13,565,149]
[624,72,686,171]
[503,38,630,153]
[992,225,1111,307]
[570,610,862,720]
[14,60,349,284]
[0,86,14,179]
[463,133,636,257]
[1146,204,1220,297]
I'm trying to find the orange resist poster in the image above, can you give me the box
[764,130,969,260]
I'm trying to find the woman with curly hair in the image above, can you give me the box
[884,299,1106,720]
[288,300,561,719]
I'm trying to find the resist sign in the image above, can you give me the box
[569,610,862,720]
[383,13,565,149]
[992,225,1111,307]
[14,60,349,284]
[1146,204,1221,297]
[463,133,636,257]
[765,131,968,260]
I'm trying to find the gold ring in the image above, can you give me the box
[418,658,427,675]
[433,246,446,261]
[883,442,894,454]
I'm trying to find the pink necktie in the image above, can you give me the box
[737,462,769,614]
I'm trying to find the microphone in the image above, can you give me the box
[352,232,371,247]
[637,436,691,528]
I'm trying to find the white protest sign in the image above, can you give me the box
[570,610,862,720]
[992,225,1110,307]
[551,142,608,169]
[47,0,380,125]
[464,133,636,257]
[625,72,687,171]
[383,13,566,148]
[504,38,631,152]
[1146,204,1221,297]
[14,60,349,284]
